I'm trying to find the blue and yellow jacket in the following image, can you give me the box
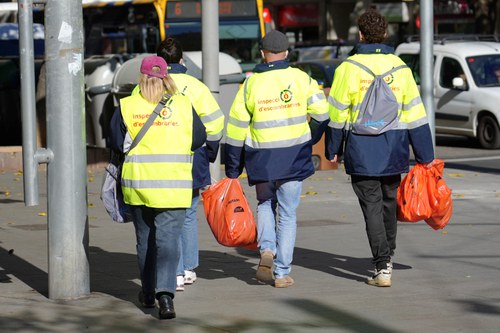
[225,60,329,185]
[326,44,434,176]
[129,63,224,189]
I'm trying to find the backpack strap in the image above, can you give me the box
[345,58,408,78]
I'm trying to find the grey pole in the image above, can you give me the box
[44,0,90,300]
[19,0,53,207]
[202,0,221,181]
[420,0,436,150]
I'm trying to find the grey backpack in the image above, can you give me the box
[346,59,407,135]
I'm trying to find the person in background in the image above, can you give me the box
[326,8,435,287]
[224,30,330,288]
[134,37,225,292]
[109,55,206,319]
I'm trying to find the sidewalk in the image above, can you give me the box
[1,161,500,332]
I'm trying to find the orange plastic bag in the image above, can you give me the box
[201,178,258,248]
[397,159,453,229]
[424,160,453,230]
[397,164,433,222]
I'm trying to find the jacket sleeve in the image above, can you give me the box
[191,107,207,152]
[108,106,127,153]
[326,63,351,159]
[224,81,250,179]
[309,117,329,145]
[191,79,225,162]
[306,76,330,144]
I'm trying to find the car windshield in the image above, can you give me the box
[466,55,500,87]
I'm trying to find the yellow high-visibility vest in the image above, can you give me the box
[328,53,428,132]
[120,93,194,208]
[226,67,329,149]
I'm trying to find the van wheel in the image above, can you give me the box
[477,115,500,149]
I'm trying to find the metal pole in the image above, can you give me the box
[19,0,52,206]
[420,0,435,150]
[202,0,221,181]
[44,0,89,300]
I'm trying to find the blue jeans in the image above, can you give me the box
[176,191,200,276]
[132,206,185,297]
[255,180,302,278]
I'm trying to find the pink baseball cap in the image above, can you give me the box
[140,55,167,78]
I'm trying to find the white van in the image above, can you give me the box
[395,38,500,149]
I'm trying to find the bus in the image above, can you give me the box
[79,0,265,71]
[164,0,265,72]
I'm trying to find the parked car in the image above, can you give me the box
[291,58,343,96]
[289,40,355,63]
[395,37,500,149]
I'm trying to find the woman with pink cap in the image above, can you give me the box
[109,55,206,319]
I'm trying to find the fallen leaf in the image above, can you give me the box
[38,212,47,216]
[448,173,465,177]
[305,191,318,195]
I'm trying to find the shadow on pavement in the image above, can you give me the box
[88,246,155,314]
[0,245,48,297]
[293,247,411,283]
[436,135,482,149]
[441,162,500,175]
[197,249,261,285]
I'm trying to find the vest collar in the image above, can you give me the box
[167,63,188,74]
[253,60,290,73]
[350,43,395,55]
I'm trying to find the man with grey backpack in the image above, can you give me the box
[326,8,435,287]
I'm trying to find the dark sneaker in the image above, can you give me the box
[274,275,294,288]
[256,250,274,282]
[366,268,392,287]
[138,290,155,308]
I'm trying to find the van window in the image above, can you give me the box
[399,54,421,85]
[440,57,465,89]
[466,55,500,87]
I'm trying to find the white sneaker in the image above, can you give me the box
[366,268,392,287]
[184,270,197,285]
[176,275,185,291]
[387,258,393,274]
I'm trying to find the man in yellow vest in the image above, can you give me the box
[225,30,329,288]
[327,9,435,287]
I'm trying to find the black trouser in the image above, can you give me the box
[351,174,401,270]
